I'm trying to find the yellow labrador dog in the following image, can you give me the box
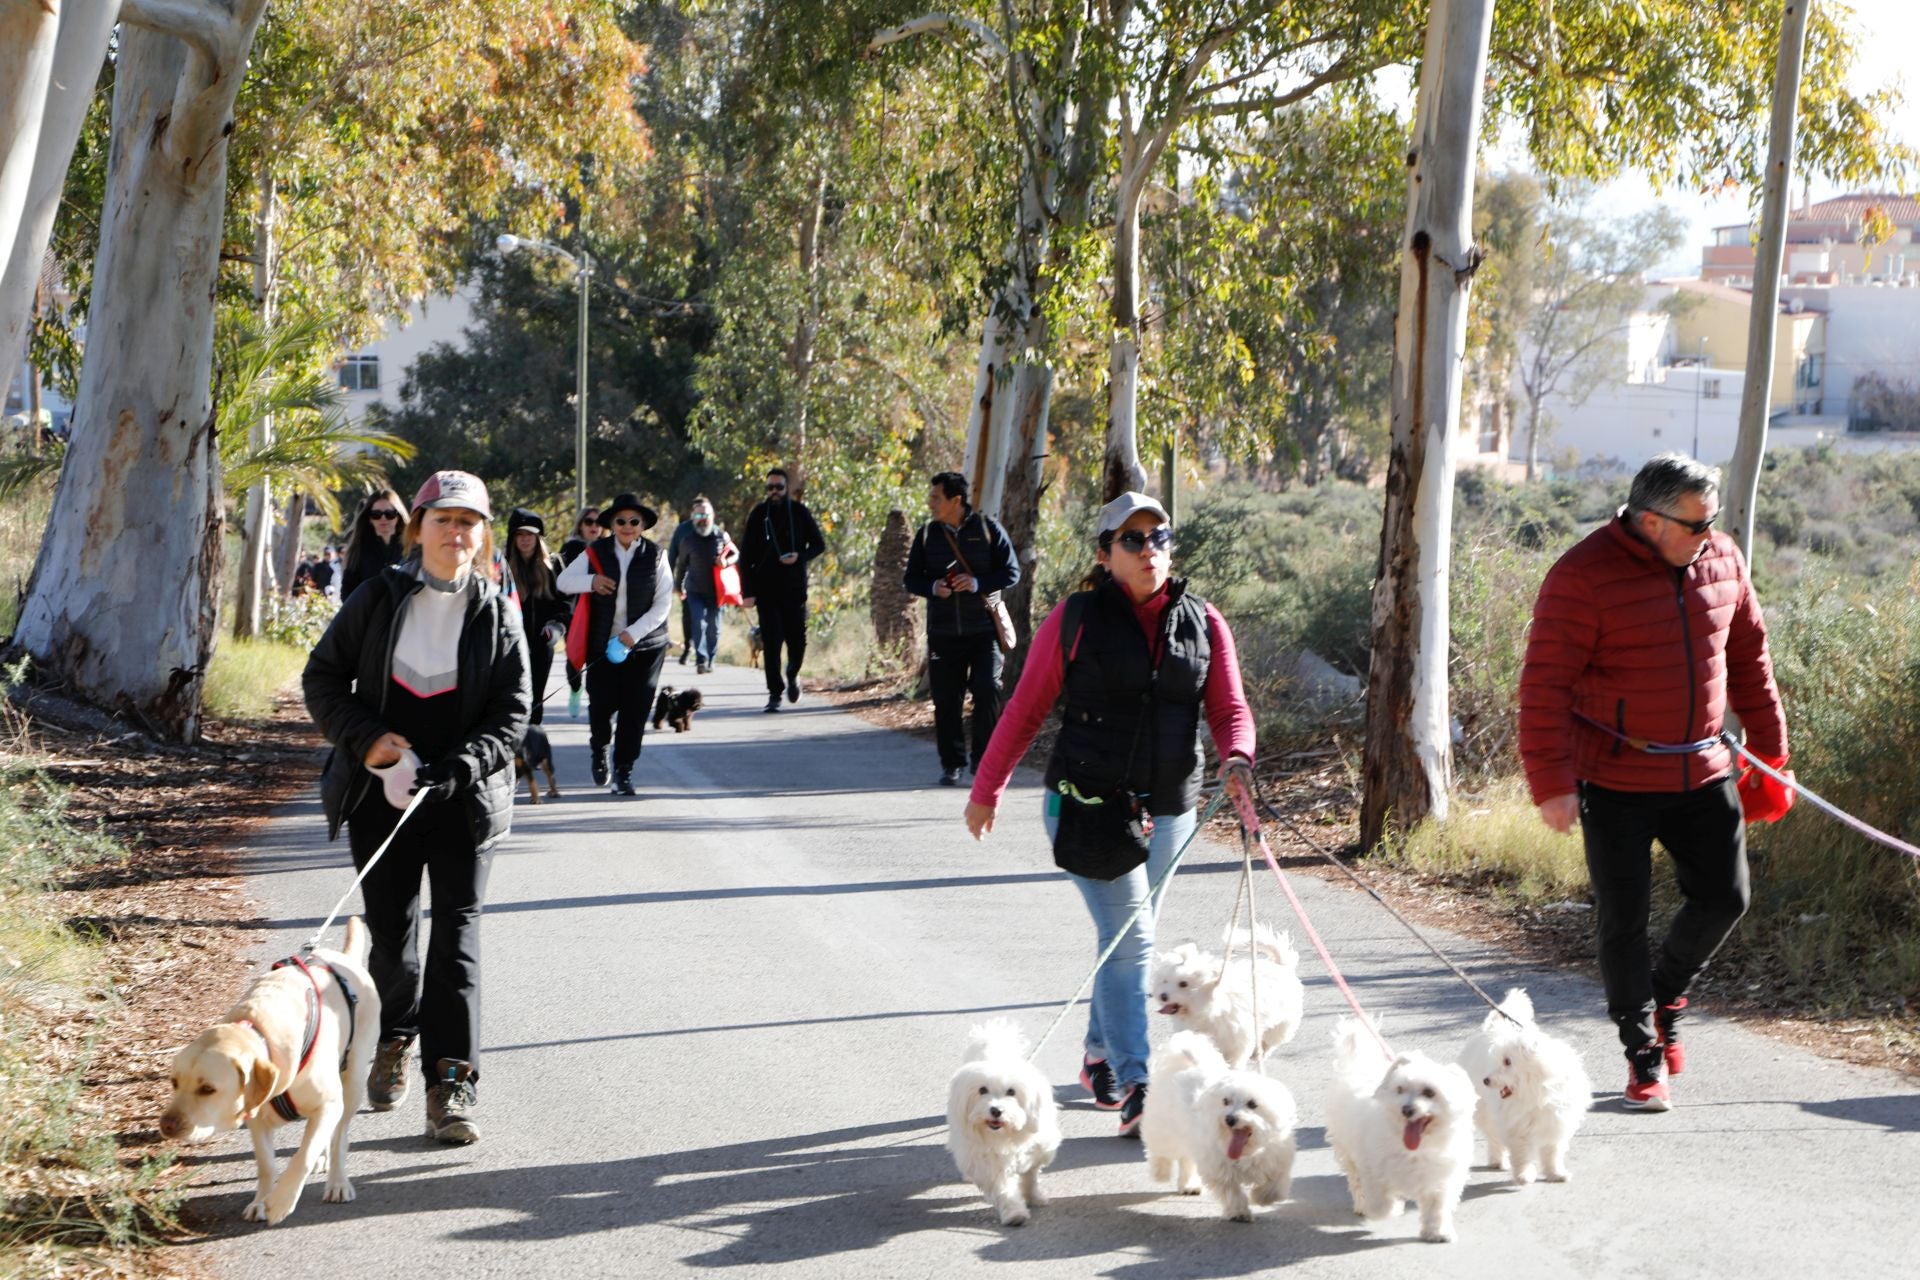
[159,917,380,1225]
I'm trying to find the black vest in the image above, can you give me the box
[584,535,668,657]
[1043,579,1212,816]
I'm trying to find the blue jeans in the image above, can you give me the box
[686,594,722,665]
[1043,799,1197,1088]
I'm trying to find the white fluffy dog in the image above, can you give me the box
[945,1021,1061,1226]
[1142,1030,1297,1221]
[1150,923,1305,1065]
[1324,1017,1477,1243]
[1457,988,1593,1184]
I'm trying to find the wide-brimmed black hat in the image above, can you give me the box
[506,507,545,536]
[601,492,659,531]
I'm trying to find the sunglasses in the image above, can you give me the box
[766,484,787,494]
[370,509,400,520]
[1111,526,1173,554]
[1648,508,1717,537]
[611,516,645,528]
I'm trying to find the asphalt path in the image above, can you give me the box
[178,658,1920,1277]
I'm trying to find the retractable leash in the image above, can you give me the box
[300,787,429,955]
[1721,733,1920,862]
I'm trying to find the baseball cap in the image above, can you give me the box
[1095,491,1169,537]
[411,470,492,519]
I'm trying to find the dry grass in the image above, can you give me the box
[200,639,309,722]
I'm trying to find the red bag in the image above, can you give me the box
[714,562,745,607]
[565,546,602,669]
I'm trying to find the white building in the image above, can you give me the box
[333,287,478,423]
[1776,281,1920,424]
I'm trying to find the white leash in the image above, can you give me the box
[301,788,428,954]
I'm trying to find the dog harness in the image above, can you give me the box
[246,954,359,1123]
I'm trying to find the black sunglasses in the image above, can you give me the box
[766,483,787,494]
[1111,526,1173,554]
[1647,508,1717,537]
[611,516,645,528]
[369,509,400,520]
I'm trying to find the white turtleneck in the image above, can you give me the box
[391,565,470,698]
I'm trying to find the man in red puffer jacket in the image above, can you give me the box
[1519,453,1794,1113]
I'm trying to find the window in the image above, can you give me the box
[338,355,380,392]
[1796,354,1823,389]
[1703,379,1722,400]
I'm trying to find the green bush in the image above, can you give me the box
[261,592,337,649]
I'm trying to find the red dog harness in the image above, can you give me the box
[237,954,359,1123]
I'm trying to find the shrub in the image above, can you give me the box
[261,592,337,649]
[202,638,311,721]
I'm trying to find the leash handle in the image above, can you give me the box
[1722,733,1920,861]
[303,786,429,953]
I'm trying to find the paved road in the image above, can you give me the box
[179,660,1920,1277]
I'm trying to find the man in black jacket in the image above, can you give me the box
[903,471,1020,785]
[740,467,827,713]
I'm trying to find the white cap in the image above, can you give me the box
[1096,491,1169,537]
[367,748,422,810]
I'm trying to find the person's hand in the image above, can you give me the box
[676,588,687,601]
[541,621,567,650]
[605,635,631,665]
[932,579,954,599]
[1218,757,1255,816]
[363,732,411,769]
[779,552,799,565]
[591,573,618,595]
[742,596,755,608]
[409,757,470,802]
[1737,752,1796,823]
[950,574,978,594]
[965,801,996,840]
[1538,793,1579,834]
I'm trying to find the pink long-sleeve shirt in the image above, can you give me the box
[969,587,1255,809]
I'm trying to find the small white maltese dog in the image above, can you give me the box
[1324,1017,1477,1243]
[1142,1030,1297,1221]
[1457,988,1593,1184]
[945,1021,1061,1226]
[1150,923,1305,1065]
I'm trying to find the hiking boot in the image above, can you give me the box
[1655,997,1688,1076]
[568,689,582,719]
[612,771,636,796]
[590,746,608,787]
[1117,1083,1148,1137]
[367,1036,414,1112]
[1624,1044,1671,1112]
[425,1059,479,1144]
[696,661,711,675]
[765,694,782,713]
[786,676,801,704]
[939,767,963,787]
[1080,1054,1123,1110]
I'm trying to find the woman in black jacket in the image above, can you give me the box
[338,487,408,601]
[504,508,568,723]
[302,470,530,1146]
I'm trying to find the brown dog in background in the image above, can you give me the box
[515,724,558,803]
[652,686,704,732]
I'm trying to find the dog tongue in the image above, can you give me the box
[1227,1127,1251,1160]
[1402,1118,1428,1151]
[1158,1003,1181,1015]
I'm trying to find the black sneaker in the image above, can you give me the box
[612,771,636,796]
[1079,1054,1123,1109]
[1117,1083,1148,1137]
[590,746,608,787]
[678,648,689,666]
[939,767,963,787]
[1655,996,1688,1076]
[1624,1043,1671,1112]
[764,695,782,713]
[366,1035,414,1111]
[786,676,801,703]
[425,1058,479,1144]
[696,661,711,675]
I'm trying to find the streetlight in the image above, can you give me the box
[497,233,592,518]
[1691,335,1708,460]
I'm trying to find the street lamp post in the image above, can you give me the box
[497,233,592,517]
[1691,335,1708,460]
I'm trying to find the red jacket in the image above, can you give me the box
[1518,514,1786,802]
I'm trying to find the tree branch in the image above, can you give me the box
[1195,54,1371,119]
[868,13,1008,64]
[120,0,235,67]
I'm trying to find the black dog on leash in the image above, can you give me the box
[651,686,705,733]
[514,725,559,803]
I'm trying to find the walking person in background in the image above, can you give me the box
[339,488,408,601]
[311,546,337,601]
[504,509,568,724]
[740,467,826,713]
[964,492,1256,1138]
[557,508,602,719]
[302,470,530,1146]
[557,492,673,796]
[1519,453,1794,1113]
[904,471,1019,786]
[673,496,738,675]
[667,509,697,668]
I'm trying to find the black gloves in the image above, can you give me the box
[409,756,473,802]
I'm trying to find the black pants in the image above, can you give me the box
[527,631,554,725]
[756,593,808,694]
[348,789,491,1085]
[929,632,1002,771]
[1579,777,1749,1050]
[587,644,668,772]
[678,597,694,657]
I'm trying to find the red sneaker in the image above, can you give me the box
[1625,1044,1671,1112]
[1079,1054,1123,1110]
[1655,997,1688,1076]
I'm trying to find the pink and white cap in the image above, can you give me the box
[411,470,492,519]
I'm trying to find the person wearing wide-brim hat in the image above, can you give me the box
[555,491,673,795]
[504,508,568,725]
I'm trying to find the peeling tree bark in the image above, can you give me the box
[12,1,270,742]
[1358,0,1494,853]
[234,160,275,638]
[0,0,60,302]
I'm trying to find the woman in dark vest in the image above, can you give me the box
[555,492,672,796]
[504,508,568,724]
[303,470,531,1145]
[557,508,601,719]
[965,492,1256,1138]
[338,487,407,601]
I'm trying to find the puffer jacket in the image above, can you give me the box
[1518,512,1786,802]
[303,565,531,851]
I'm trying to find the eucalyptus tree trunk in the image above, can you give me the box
[234,162,276,639]
[0,0,59,283]
[787,168,827,472]
[0,0,119,400]
[274,488,304,594]
[13,3,271,742]
[1725,0,1812,565]
[1358,0,1494,854]
[1103,163,1150,501]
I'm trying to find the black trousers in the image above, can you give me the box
[526,630,554,725]
[348,789,491,1085]
[756,593,808,693]
[678,597,693,657]
[929,632,1003,771]
[1579,777,1749,1050]
[587,644,668,771]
